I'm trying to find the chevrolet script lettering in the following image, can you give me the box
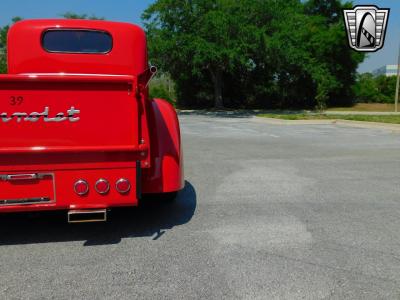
[0,107,80,123]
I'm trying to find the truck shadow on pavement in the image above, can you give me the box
[0,181,196,246]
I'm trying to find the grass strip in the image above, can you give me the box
[258,113,400,124]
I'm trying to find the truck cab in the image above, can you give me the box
[0,19,183,222]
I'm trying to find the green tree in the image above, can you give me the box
[303,0,365,107]
[149,73,176,104]
[304,0,344,23]
[143,0,262,108]
[375,75,396,102]
[353,73,396,103]
[353,73,380,103]
[61,12,105,20]
[0,17,22,73]
[270,9,362,108]
[143,0,364,109]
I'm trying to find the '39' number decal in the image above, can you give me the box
[10,96,24,106]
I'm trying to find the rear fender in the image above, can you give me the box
[142,98,184,194]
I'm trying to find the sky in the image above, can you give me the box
[0,0,398,73]
[0,0,154,27]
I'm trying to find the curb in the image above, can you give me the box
[325,111,400,116]
[254,117,400,132]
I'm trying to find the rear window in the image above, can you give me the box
[42,30,113,54]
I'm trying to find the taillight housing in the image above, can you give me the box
[116,178,131,194]
[74,179,89,196]
[95,179,110,194]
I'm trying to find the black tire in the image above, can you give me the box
[141,192,178,205]
[161,192,178,203]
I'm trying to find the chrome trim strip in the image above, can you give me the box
[5,173,38,181]
[0,197,51,205]
[68,209,107,223]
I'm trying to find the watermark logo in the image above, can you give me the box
[343,5,389,52]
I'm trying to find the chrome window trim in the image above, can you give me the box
[41,28,113,54]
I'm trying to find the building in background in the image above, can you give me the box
[372,65,398,77]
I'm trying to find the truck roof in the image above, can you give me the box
[7,19,147,76]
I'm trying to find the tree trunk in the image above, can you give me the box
[211,69,224,109]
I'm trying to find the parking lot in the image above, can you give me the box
[1,114,400,299]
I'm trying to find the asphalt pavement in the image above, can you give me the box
[1,113,400,299]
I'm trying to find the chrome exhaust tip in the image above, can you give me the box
[67,209,107,223]
[149,65,157,74]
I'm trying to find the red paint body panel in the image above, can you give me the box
[0,77,139,150]
[0,168,138,213]
[0,20,183,214]
[8,20,147,76]
[142,99,184,193]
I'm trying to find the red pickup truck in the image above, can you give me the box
[0,19,184,222]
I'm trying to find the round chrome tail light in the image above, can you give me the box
[95,179,110,194]
[116,178,130,194]
[74,179,89,196]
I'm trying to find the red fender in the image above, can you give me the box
[141,98,184,194]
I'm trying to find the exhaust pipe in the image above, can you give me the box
[68,209,107,223]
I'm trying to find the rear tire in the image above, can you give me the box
[161,192,178,203]
[141,192,178,205]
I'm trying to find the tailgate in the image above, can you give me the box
[0,74,138,152]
